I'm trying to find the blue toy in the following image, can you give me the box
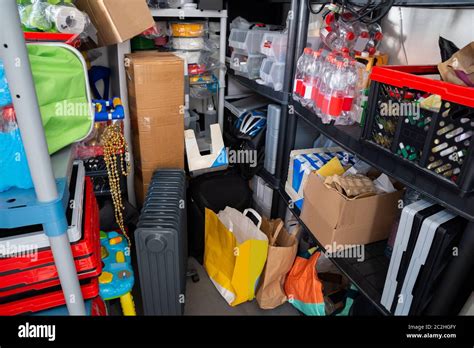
[99,231,136,315]
[88,66,111,100]
[93,98,125,122]
[0,105,33,193]
[0,60,12,108]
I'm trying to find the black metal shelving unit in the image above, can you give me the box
[277,0,474,316]
[294,102,474,221]
[279,189,391,315]
[228,70,289,105]
[226,0,299,218]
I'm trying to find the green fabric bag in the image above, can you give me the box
[28,44,93,154]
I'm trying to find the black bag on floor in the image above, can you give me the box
[187,170,252,264]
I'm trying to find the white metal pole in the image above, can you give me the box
[116,40,137,207]
[218,11,228,130]
[0,0,86,315]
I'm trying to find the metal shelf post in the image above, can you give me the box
[0,0,85,315]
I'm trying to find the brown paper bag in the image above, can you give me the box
[256,218,298,309]
[438,42,474,87]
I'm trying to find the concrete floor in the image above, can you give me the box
[184,257,300,316]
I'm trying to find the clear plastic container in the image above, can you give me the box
[230,50,265,80]
[260,31,288,62]
[173,50,202,64]
[259,58,285,91]
[229,28,270,55]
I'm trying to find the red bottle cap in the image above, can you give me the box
[346,32,355,41]
[324,25,333,33]
[360,31,369,38]
[375,32,384,41]
[304,47,313,55]
[341,47,350,54]
[368,47,376,55]
[325,13,335,25]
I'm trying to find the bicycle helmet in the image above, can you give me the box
[234,110,267,138]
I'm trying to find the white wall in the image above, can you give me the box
[380,7,474,65]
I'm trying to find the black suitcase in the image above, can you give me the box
[187,170,252,264]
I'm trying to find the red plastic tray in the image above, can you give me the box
[0,178,99,273]
[370,65,474,108]
[24,32,80,48]
[0,277,99,316]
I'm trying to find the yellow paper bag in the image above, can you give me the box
[204,207,268,306]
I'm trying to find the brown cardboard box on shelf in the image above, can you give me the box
[300,172,404,248]
[125,52,185,204]
[76,0,154,47]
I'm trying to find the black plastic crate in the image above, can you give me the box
[84,156,127,197]
[363,65,474,195]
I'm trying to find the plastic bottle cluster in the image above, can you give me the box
[293,48,367,125]
[320,12,384,56]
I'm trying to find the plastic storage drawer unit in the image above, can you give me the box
[259,58,285,91]
[230,51,265,80]
[260,31,288,62]
[229,28,270,55]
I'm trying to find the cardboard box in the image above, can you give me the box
[285,147,355,210]
[76,0,154,47]
[301,172,404,248]
[125,52,185,204]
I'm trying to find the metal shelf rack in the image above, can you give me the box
[150,7,228,130]
[225,0,299,217]
[0,0,85,315]
[277,0,474,315]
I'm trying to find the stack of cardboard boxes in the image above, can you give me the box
[125,52,185,204]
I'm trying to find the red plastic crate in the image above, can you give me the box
[0,178,101,296]
[0,277,99,316]
[370,65,474,108]
[364,65,474,194]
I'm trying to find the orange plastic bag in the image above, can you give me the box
[284,251,325,315]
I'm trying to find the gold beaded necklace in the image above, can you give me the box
[102,123,131,245]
